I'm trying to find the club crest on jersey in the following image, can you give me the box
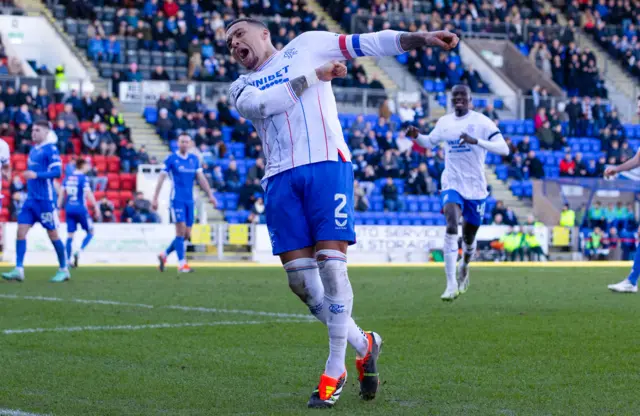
[283,48,297,59]
[329,304,345,314]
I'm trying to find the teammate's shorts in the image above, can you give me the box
[170,200,195,227]
[264,160,356,256]
[17,199,59,231]
[440,189,486,226]
[66,209,93,233]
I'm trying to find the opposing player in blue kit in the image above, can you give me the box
[226,17,459,407]
[2,120,70,282]
[153,133,217,273]
[57,158,98,268]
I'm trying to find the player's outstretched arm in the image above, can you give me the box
[459,132,510,156]
[406,125,442,148]
[307,30,458,62]
[230,61,346,119]
[196,170,217,208]
[152,171,167,211]
[604,149,640,178]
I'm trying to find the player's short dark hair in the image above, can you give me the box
[178,132,192,140]
[34,120,50,129]
[225,17,268,32]
[76,158,87,169]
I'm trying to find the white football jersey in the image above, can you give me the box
[0,138,9,197]
[229,30,405,184]
[425,111,502,200]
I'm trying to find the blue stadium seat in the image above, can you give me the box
[144,107,158,124]
[423,79,435,92]
[434,80,446,92]
[221,126,233,143]
[493,98,504,109]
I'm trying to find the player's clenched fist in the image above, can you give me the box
[315,61,348,82]
[405,126,420,139]
[603,166,618,179]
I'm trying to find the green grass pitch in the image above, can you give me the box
[0,265,638,415]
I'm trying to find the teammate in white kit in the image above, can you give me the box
[407,85,509,301]
[226,18,459,408]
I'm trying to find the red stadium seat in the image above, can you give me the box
[93,155,107,173]
[48,103,57,120]
[120,173,135,190]
[79,121,93,133]
[71,139,81,155]
[106,173,120,190]
[0,208,8,222]
[58,210,66,222]
[55,103,64,114]
[107,156,121,173]
[1,191,9,208]
[119,190,133,206]
[106,190,120,207]
[94,191,106,201]
[2,136,14,152]
[11,154,27,172]
[113,209,121,222]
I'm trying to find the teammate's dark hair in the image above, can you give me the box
[178,133,192,140]
[76,158,87,170]
[225,17,269,32]
[34,120,50,129]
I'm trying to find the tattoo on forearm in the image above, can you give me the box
[289,75,309,98]
[399,33,425,51]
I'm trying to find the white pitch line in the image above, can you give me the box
[0,294,312,319]
[0,409,50,416]
[2,319,313,335]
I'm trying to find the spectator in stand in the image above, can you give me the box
[537,121,555,150]
[134,191,159,223]
[216,95,236,126]
[32,108,47,124]
[119,141,138,173]
[127,63,143,82]
[57,104,80,132]
[379,150,400,178]
[65,90,83,116]
[99,197,116,223]
[81,92,96,121]
[534,107,548,131]
[88,34,105,62]
[107,107,128,137]
[382,177,402,212]
[354,180,369,212]
[526,151,545,179]
[509,154,526,180]
[16,84,32,107]
[517,136,532,154]
[152,66,170,80]
[566,96,582,136]
[482,103,499,121]
[105,35,121,63]
[232,117,251,142]
[14,104,32,126]
[9,190,26,222]
[156,108,173,141]
[95,90,114,118]
[138,145,150,165]
[0,101,12,137]
[560,153,577,177]
[15,123,31,153]
[82,125,101,155]
[492,213,504,225]
[54,119,73,154]
[503,207,519,226]
[99,127,118,156]
[210,165,225,192]
[238,178,262,210]
[225,160,241,192]
[247,158,265,182]
[574,153,588,177]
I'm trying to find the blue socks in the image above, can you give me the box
[66,238,73,260]
[175,236,185,265]
[52,239,67,269]
[16,239,26,268]
[628,246,640,286]
[165,238,176,256]
[81,234,93,251]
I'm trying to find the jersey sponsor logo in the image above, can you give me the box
[283,48,297,59]
[329,303,345,314]
[251,65,291,90]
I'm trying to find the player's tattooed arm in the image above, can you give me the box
[399,31,459,51]
[289,76,310,98]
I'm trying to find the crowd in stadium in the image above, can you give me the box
[0,85,160,223]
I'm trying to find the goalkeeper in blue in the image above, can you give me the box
[57,158,98,268]
[2,121,70,283]
[153,133,217,273]
[604,157,640,293]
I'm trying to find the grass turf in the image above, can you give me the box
[0,266,638,416]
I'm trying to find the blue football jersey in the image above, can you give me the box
[27,143,62,201]
[63,172,91,213]
[163,152,201,202]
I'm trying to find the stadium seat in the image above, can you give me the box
[107,156,121,173]
[107,173,120,190]
[93,156,108,173]
[119,191,133,206]
[2,136,14,152]
[106,191,120,208]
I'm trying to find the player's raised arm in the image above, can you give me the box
[459,130,510,156]
[406,125,444,148]
[604,149,640,179]
[305,30,459,62]
[230,61,347,119]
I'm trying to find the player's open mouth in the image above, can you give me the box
[238,47,250,61]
